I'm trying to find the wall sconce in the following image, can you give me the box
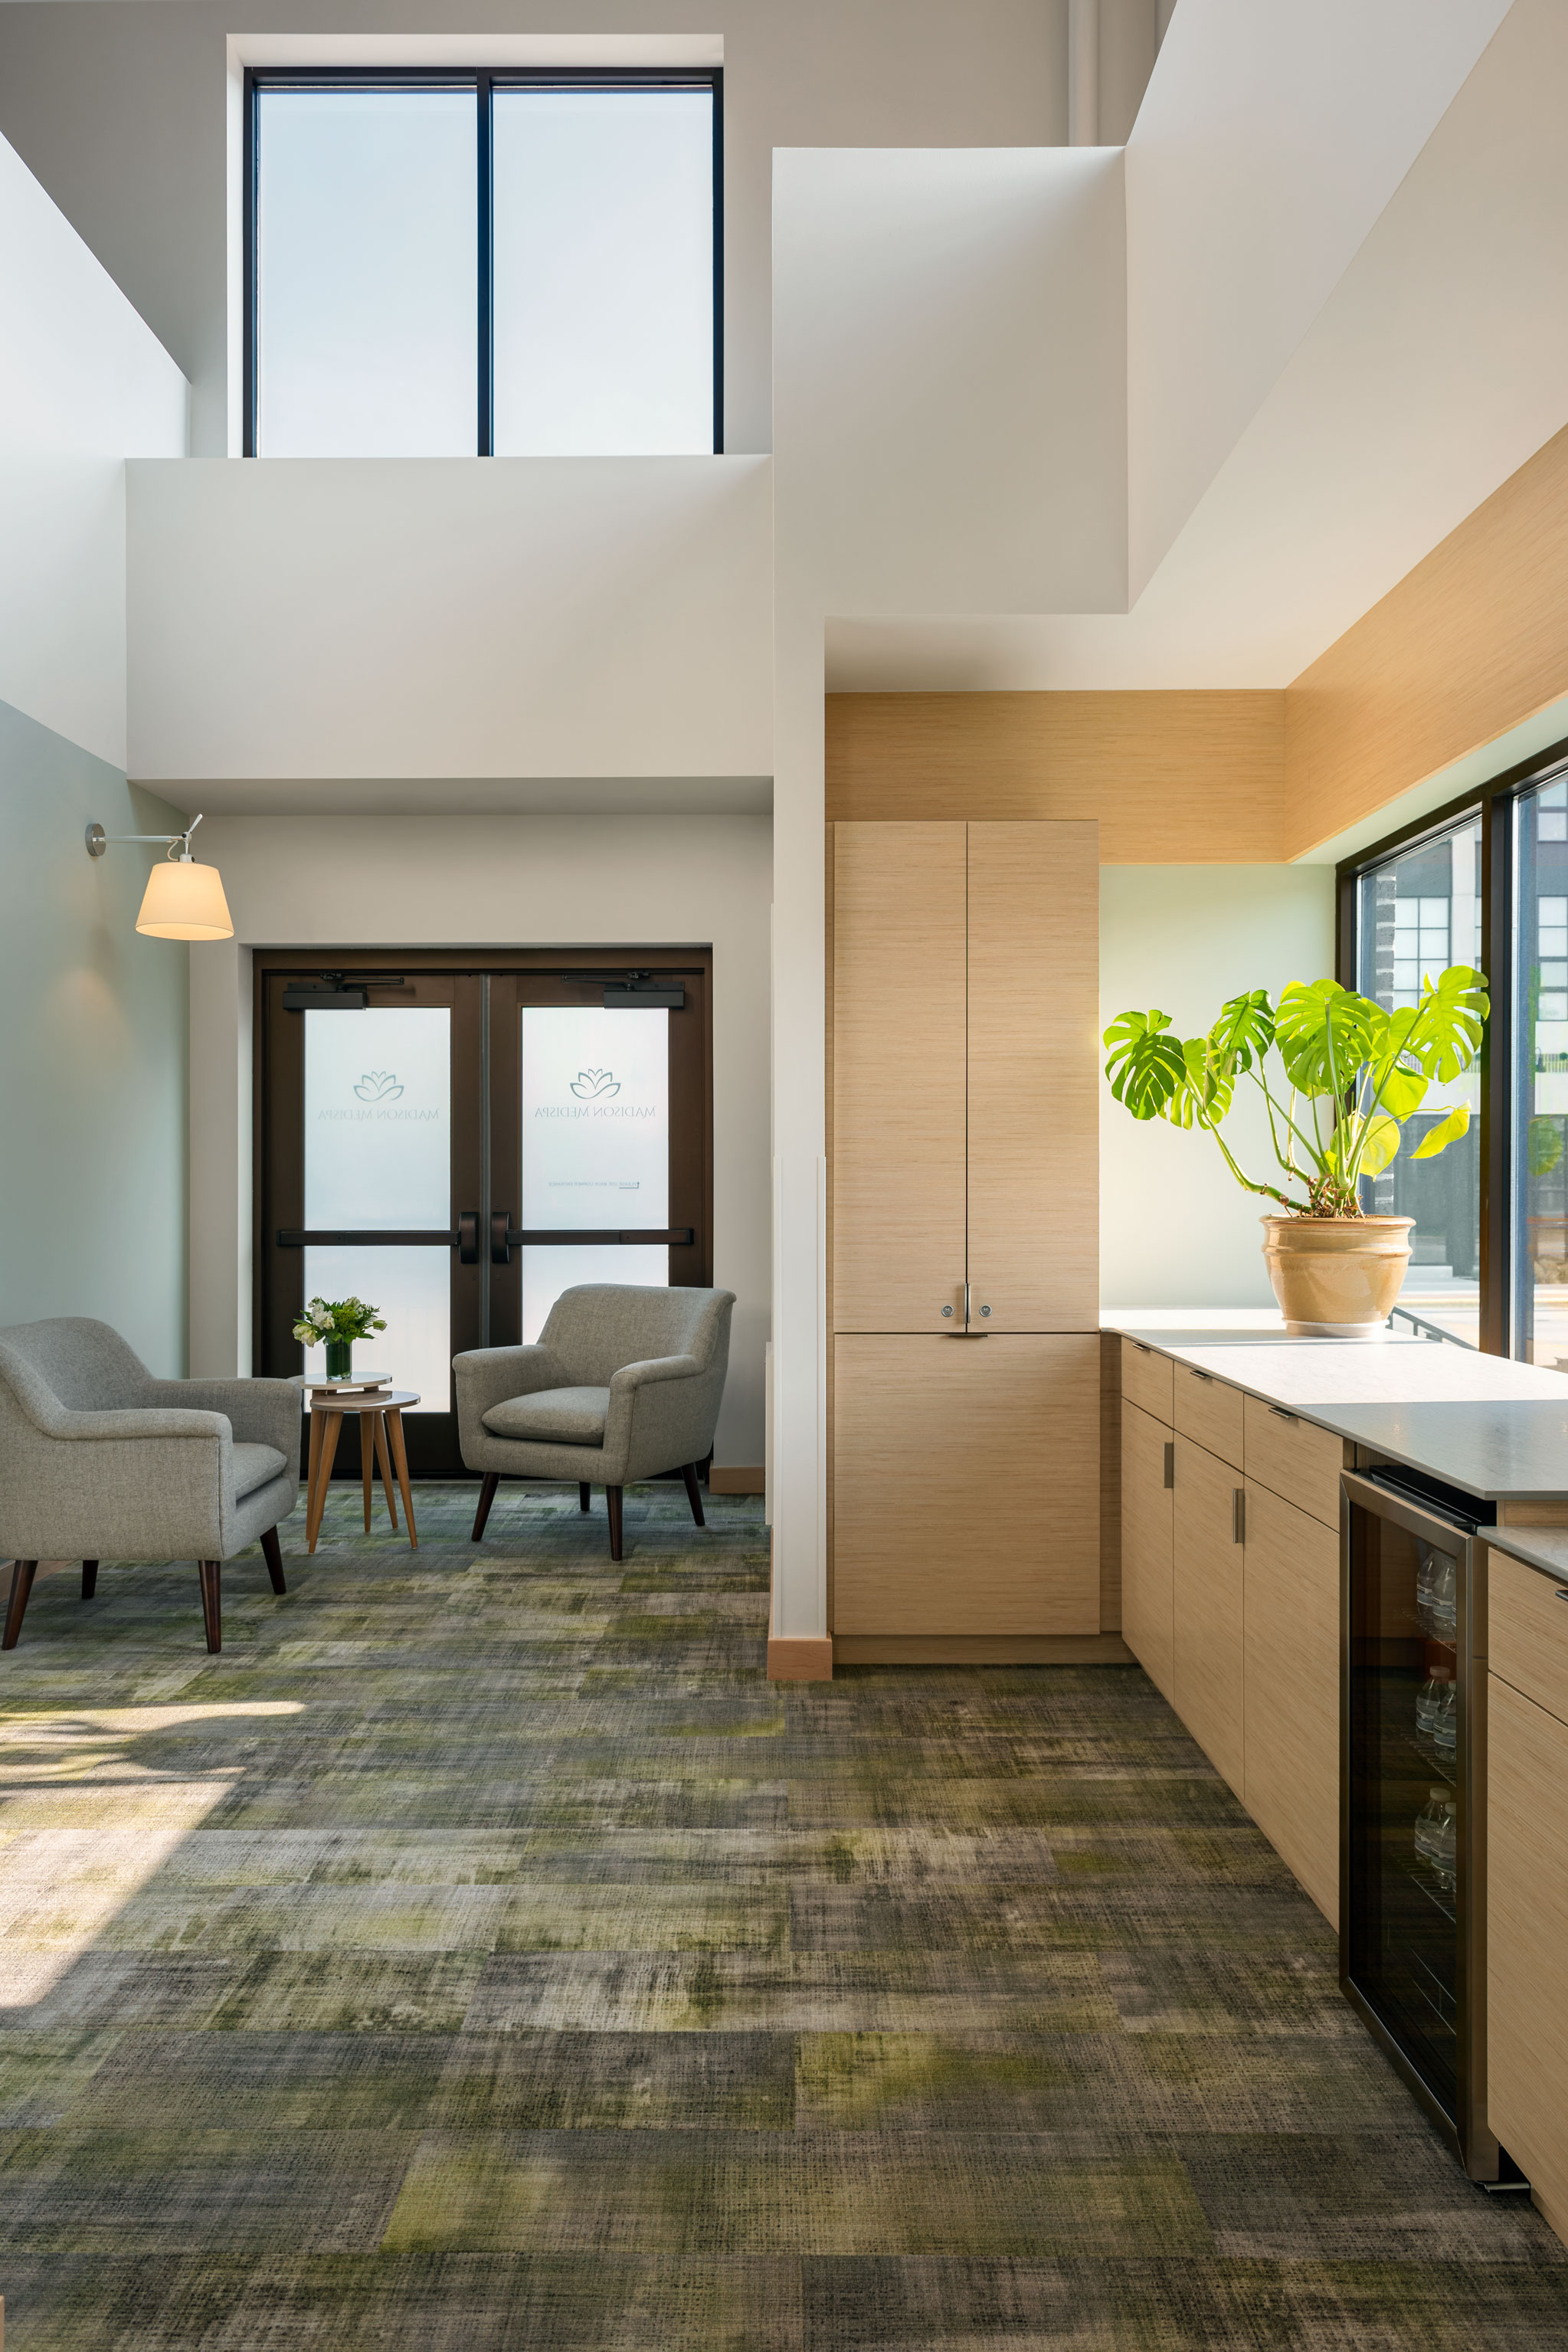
[85,812,234,942]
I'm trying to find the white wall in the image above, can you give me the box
[772,146,1127,615]
[1099,864,1337,1307]
[0,129,185,769]
[188,811,772,1467]
[1124,0,1509,603]
[127,457,773,783]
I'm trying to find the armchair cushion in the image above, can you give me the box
[483,1386,610,1445]
[232,1442,290,1499]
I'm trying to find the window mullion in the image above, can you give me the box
[477,72,493,457]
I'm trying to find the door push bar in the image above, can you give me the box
[277,1217,696,1266]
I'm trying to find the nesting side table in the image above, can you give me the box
[304,1389,420,1553]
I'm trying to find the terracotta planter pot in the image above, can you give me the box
[1259,1214,1415,1338]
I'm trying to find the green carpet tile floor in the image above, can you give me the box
[3,1479,1568,2347]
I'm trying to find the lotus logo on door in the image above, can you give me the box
[354,1070,404,1102]
[569,1068,620,1100]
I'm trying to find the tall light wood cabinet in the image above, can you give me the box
[830,820,1101,1649]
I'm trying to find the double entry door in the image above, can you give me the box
[257,950,712,1474]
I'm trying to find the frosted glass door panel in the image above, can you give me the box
[256,90,477,457]
[521,1006,669,1342]
[305,1008,450,1227]
[492,89,714,455]
[303,1247,450,1413]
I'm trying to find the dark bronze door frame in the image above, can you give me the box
[256,948,714,1476]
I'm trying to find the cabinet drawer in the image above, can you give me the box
[1242,1395,1344,1529]
[1490,1549,1568,1726]
[1172,1434,1245,1795]
[1173,1362,1243,1469]
[1121,1399,1175,1702]
[1121,1338,1173,1425]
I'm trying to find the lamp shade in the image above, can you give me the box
[136,857,234,941]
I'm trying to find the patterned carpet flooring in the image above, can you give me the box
[2,1479,1568,2347]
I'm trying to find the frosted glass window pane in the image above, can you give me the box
[493,88,713,454]
[303,1246,450,1412]
[521,1005,669,1341]
[306,1007,450,1227]
[257,90,476,456]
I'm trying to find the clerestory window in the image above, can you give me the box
[244,68,722,457]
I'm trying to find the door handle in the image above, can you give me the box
[458,1210,480,1266]
[492,1210,515,1266]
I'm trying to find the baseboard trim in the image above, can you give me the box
[767,1635,835,1681]
[832,1633,1136,1666]
[709,1465,765,1495]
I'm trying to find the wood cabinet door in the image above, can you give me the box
[1242,1480,1340,1926]
[832,823,967,1332]
[965,821,1098,1332]
[833,1334,1100,1634]
[1488,1672,1568,2241]
[1172,1436,1245,1795]
[1121,1400,1175,1701]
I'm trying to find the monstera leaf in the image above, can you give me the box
[1410,1102,1472,1161]
[1207,989,1275,1079]
[1356,1110,1403,1176]
[1403,965,1488,1082]
[1103,1010,1187,1120]
[1161,1035,1234,1130]
[1274,980,1382,1098]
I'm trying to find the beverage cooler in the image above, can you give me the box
[1341,1463,1518,2183]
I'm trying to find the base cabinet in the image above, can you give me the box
[1121,1400,1174,1701]
[1172,1435,1245,1796]
[833,1334,1100,1635]
[1242,1479,1340,1927]
[1488,1667,1568,2243]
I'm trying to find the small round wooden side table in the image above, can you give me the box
[304,1390,420,1554]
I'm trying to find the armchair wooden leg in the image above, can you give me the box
[3,1561,38,1649]
[579,1482,591,1513]
[607,1486,624,1562]
[681,1463,706,1528]
[473,1472,499,1541]
[198,1561,222,1654]
[260,1526,286,1595]
[81,1560,99,1600]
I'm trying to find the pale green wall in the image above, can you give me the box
[1100,863,1338,1308]
[0,696,188,1371]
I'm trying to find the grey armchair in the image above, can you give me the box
[454,1283,735,1561]
[0,1317,301,1654]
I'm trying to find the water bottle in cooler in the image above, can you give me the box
[1418,1547,1458,1640]
[1414,1786,1457,1893]
[1417,1664,1455,1747]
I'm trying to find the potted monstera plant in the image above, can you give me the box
[1103,970,1488,1335]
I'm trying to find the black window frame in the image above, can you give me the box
[242,64,725,460]
[1336,728,1568,1358]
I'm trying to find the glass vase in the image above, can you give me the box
[324,1338,352,1381]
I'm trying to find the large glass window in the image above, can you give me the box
[1356,815,1482,1347]
[1513,770,1568,1368]
[246,70,721,458]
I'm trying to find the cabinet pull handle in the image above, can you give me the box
[1268,1404,1298,1423]
[1132,1340,1151,1355]
[1557,1588,1568,1603]
[1189,1368,1213,1383]
[1232,1487,1246,1544]
[1163,1441,1175,1489]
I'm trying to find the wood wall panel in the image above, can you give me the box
[833,1333,1101,1636]
[1285,423,1568,859]
[826,691,1285,860]
[966,821,1099,1332]
[832,823,967,1331]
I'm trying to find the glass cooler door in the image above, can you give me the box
[1345,1485,1467,2118]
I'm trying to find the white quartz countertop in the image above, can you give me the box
[1104,1315,1568,1502]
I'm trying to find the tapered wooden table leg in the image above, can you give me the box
[362,1424,374,1531]
[385,1408,417,1547]
[306,1410,343,1552]
[371,1412,400,1529]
